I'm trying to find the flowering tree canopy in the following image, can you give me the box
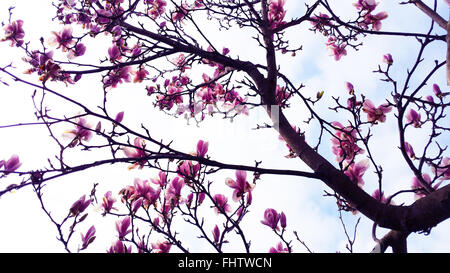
[0,0,449,253]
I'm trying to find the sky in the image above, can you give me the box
[0,0,449,253]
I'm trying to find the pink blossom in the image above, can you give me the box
[196,140,209,157]
[353,0,378,12]
[132,178,161,207]
[177,160,200,178]
[49,27,74,51]
[404,142,416,159]
[151,171,167,187]
[432,157,450,181]
[212,225,220,243]
[151,240,171,253]
[362,12,388,31]
[382,53,393,65]
[411,173,441,200]
[213,194,231,214]
[268,0,287,29]
[275,85,291,106]
[405,109,421,128]
[165,176,185,207]
[344,160,369,188]
[96,9,113,25]
[432,84,442,98]
[371,189,388,204]
[269,242,289,253]
[1,20,25,47]
[362,99,392,124]
[108,240,132,253]
[331,121,363,162]
[347,96,362,110]
[67,43,86,59]
[310,13,332,31]
[1,155,22,174]
[114,111,124,123]
[69,195,91,216]
[116,216,132,239]
[63,116,93,145]
[103,66,133,88]
[122,137,147,170]
[80,225,96,250]
[280,212,287,229]
[133,68,149,83]
[172,4,188,22]
[146,0,167,19]
[131,197,143,213]
[225,170,254,202]
[101,191,117,213]
[108,45,121,61]
[327,37,347,61]
[345,82,354,94]
[261,208,281,230]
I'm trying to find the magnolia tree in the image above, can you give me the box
[0,0,449,253]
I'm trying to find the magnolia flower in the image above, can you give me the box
[331,121,363,162]
[1,20,25,47]
[67,43,86,59]
[344,160,370,188]
[261,208,281,230]
[101,191,117,213]
[411,173,441,200]
[275,85,291,106]
[108,240,132,253]
[80,225,96,250]
[280,211,287,229]
[269,242,289,253]
[371,189,389,204]
[0,155,22,174]
[151,240,171,253]
[196,140,209,158]
[165,177,185,207]
[382,53,393,65]
[212,225,220,243]
[363,12,388,31]
[268,0,287,29]
[432,84,443,98]
[405,109,421,128]
[116,217,132,240]
[310,13,332,31]
[362,99,392,124]
[108,45,121,61]
[225,170,254,202]
[122,137,147,170]
[133,68,149,83]
[177,160,200,178]
[131,178,161,208]
[345,82,354,94]
[146,0,167,19]
[49,27,74,50]
[63,116,93,146]
[404,142,415,159]
[327,39,347,61]
[353,0,378,12]
[432,157,450,181]
[114,111,124,123]
[96,9,113,25]
[151,171,167,187]
[69,195,91,216]
[103,66,133,88]
[213,194,231,214]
